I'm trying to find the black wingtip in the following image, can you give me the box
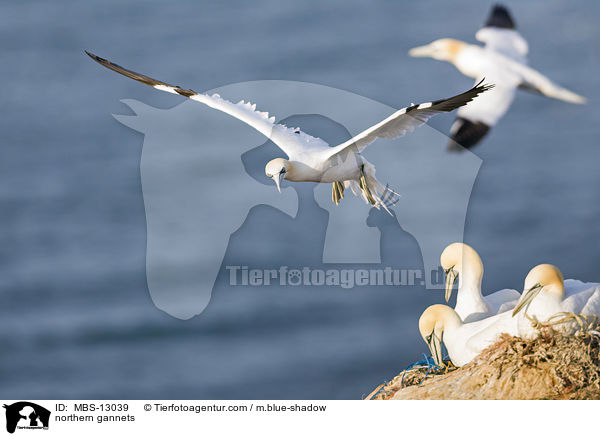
[85,51,116,70]
[484,4,516,29]
[84,49,197,97]
[427,80,494,113]
[482,84,496,93]
[461,80,495,105]
[448,117,490,151]
[474,78,495,94]
[85,50,105,64]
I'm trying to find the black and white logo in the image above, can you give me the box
[3,402,50,434]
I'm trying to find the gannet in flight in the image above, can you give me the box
[441,242,520,322]
[512,264,600,339]
[409,4,586,151]
[419,304,519,366]
[86,51,491,212]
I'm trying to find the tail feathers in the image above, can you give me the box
[375,184,401,214]
[344,180,399,213]
[346,180,361,197]
[344,163,401,214]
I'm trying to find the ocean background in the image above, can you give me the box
[1,0,598,399]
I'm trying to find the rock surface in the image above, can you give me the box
[368,330,600,400]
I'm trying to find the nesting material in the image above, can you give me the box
[369,327,600,400]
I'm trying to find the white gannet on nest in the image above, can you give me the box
[86,51,491,213]
[419,304,519,366]
[512,264,600,339]
[409,4,586,151]
[441,242,520,322]
[420,265,600,367]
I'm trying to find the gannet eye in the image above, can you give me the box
[279,168,286,174]
[426,333,433,342]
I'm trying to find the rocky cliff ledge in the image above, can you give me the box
[368,330,600,400]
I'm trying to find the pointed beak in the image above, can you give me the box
[426,333,444,366]
[274,172,284,193]
[408,44,435,58]
[512,283,544,317]
[444,267,457,302]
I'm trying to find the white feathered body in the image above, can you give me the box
[445,278,600,366]
[516,280,600,339]
[444,309,519,366]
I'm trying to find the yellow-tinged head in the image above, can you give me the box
[440,242,483,302]
[408,38,467,62]
[512,264,564,316]
[265,158,291,192]
[418,304,462,366]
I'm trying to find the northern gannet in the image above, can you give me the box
[419,304,519,366]
[86,51,491,212]
[441,242,520,322]
[409,4,586,150]
[512,264,600,339]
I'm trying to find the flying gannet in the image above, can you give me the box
[511,264,600,339]
[441,242,520,322]
[419,304,519,367]
[409,4,586,151]
[86,51,491,212]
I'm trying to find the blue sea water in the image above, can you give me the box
[0,0,599,399]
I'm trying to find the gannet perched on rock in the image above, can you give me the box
[441,242,520,322]
[86,51,491,212]
[419,304,519,367]
[409,4,586,150]
[420,265,600,367]
[512,264,600,339]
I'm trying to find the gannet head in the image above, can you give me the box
[440,242,483,302]
[419,304,462,366]
[512,264,564,316]
[265,158,290,193]
[408,38,466,62]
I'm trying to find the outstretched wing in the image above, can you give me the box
[474,6,585,104]
[323,81,493,160]
[476,4,528,61]
[85,51,328,158]
[510,61,587,104]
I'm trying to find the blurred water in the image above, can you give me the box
[0,0,598,399]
